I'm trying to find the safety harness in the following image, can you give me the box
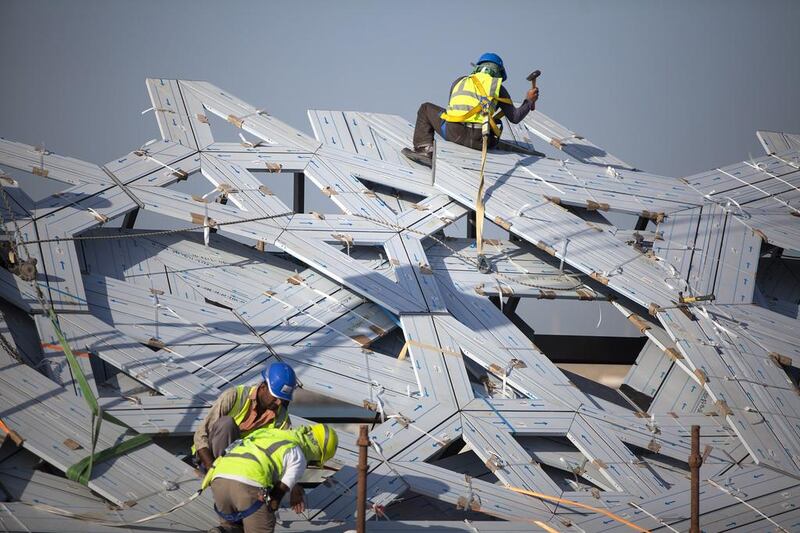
[214,494,267,522]
[439,73,512,271]
[439,74,512,138]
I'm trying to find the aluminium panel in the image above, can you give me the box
[518,109,635,170]
[179,80,321,152]
[0,139,109,187]
[757,130,800,154]
[57,313,219,402]
[460,412,561,506]
[145,78,199,150]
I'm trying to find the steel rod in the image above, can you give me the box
[689,424,702,533]
[356,424,369,533]
[294,172,305,213]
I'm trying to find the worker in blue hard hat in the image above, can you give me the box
[193,362,306,511]
[403,52,539,167]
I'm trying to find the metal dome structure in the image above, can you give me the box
[0,79,798,532]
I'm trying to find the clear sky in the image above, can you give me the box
[2,0,799,176]
[1,0,798,337]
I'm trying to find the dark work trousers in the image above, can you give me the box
[412,102,499,152]
[210,478,276,533]
[209,416,241,458]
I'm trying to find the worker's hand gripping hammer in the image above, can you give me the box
[527,70,541,107]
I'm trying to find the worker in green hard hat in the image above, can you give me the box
[203,424,338,533]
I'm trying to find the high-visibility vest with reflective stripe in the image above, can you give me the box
[201,428,301,489]
[230,385,255,424]
[192,385,289,454]
[441,73,503,125]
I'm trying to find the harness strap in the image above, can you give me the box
[470,76,508,138]
[441,75,510,137]
[214,498,264,522]
[440,103,482,123]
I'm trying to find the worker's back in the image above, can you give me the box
[202,427,302,490]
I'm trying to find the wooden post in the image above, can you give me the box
[356,424,369,533]
[689,425,702,533]
[294,172,305,213]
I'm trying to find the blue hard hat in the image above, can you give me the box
[476,52,506,80]
[261,362,297,402]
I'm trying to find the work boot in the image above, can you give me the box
[401,146,433,168]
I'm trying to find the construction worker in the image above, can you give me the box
[203,424,338,533]
[193,362,297,471]
[403,52,540,167]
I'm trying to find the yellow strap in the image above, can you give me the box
[442,75,507,126]
[476,135,488,254]
[468,76,503,137]
[470,76,510,106]
[440,103,482,123]
[487,115,501,137]
[398,339,461,360]
[533,521,561,533]
[506,486,651,533]
[441,106,501,137]
[470,74,489,97]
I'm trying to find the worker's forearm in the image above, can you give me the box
[193,388,238,452]
[500,98,532,124]
[268,482,289,511]
[197,447,215,469]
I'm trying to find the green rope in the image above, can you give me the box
[49,308,104,484]
[49,309,152,485]
[49,308,99,415]
[66,433,152,485]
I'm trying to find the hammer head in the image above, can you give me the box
[526,70,541,82]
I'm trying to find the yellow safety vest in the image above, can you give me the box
[440,73,511,136]
[192,385,290,454]
[201,427,302,490]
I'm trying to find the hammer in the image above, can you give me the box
[527,70,541,90]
